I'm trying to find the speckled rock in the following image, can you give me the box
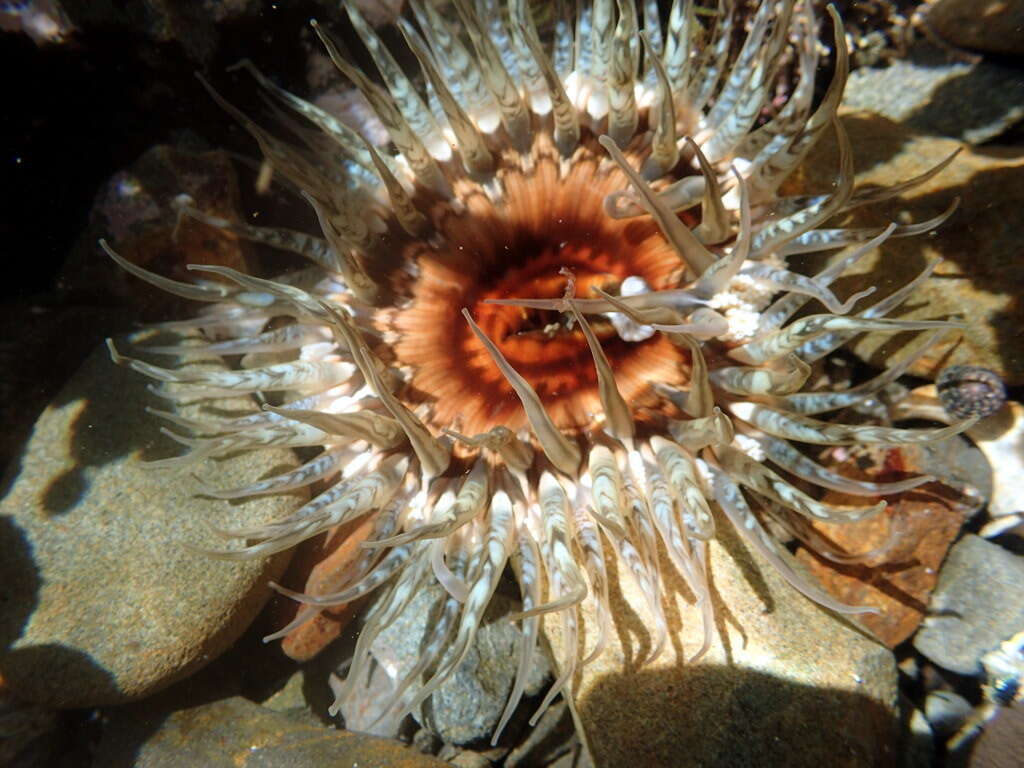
[914,535,1024,677]
[928,0,1024,58]
[543,522,899,767]
[94,695,448,767]
[787,110,1024,385]
[0,337,304,708]
[842,41,1024,144]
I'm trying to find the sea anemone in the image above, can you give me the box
[102,0,970,743]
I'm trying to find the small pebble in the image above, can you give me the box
[924,690,972,737]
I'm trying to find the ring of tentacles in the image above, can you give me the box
[102,0,971,741]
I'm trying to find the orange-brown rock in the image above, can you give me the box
[271,514,378,662]
[795,443,972,647]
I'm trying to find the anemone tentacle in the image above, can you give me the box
[105,0,965,740]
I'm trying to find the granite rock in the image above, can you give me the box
[0,337,303,707]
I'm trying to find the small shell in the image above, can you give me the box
[937,365,1007,420]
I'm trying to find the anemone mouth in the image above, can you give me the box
[388,134,692,435]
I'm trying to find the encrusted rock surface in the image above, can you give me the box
[0,337,302,707]
[543,523,899,767]
[63,144,254,322]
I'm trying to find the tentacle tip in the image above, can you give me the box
[225,58,255,74]
[98,237,117,258]
[182,541,224,559]
[689,647,711,664]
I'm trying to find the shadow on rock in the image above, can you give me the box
[0,515,39,655]
[579,664,899,768]
[0,644,118,708]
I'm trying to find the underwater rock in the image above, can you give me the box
[795,439,984,648]
[0,302,135,476]
[502,700,579,768]
[543,522,899,767]
[94,695,449,767]
[924,689,973,739]
[0,0,73,45]
[789,110,1024,385]
[927,0,1024,58]
[61,144,253,322]
[0,688,61,767]
[842,41,1024,144]
[888,385,1022,524]
[273,515,378,663]
[0,336,302,707]
[898,698,935,768]
[967,400,1024,522]
[362,587,551,746]
[914,535,1024,677]
[56,0,259,63]
[967,700,1024,768]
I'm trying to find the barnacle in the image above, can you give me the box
[937,365,1007,420]
[104,0,969,743]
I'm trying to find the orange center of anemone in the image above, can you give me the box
[385,137,693,436]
